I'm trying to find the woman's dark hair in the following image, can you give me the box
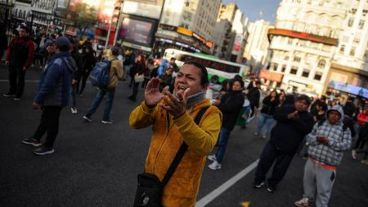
[230,79,244,89]
[183,61,209,87]
[296,94,312,106]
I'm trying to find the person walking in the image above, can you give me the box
[3,23,35,100]
[255,90,279,139]
[83,46,123,124]
[128,54,146,102]
[253,95,314,193]
[247,80,261,121]
[129,61,222,206]
[21,37,74,155]
[294,106,352,207]
[208,79,245,170]
[77,45,97,95]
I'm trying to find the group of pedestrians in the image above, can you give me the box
[1,23,367,207]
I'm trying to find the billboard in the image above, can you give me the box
[122,0,164,19]
[117,17,156,46]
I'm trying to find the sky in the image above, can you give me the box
[222,0,280,23]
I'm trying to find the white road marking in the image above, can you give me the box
[196,159,259,207]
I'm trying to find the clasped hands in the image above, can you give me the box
[144,77,190,119]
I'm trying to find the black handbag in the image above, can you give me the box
[133,106,209,207]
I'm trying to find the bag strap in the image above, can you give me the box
[161,106,210,186]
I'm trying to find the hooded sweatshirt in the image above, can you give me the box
[306,105,352,166]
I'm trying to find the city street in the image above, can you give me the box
[0,65,367,207]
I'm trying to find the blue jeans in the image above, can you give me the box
[85,88,115,121]
[257,113,275,137]
[215,127,232,163]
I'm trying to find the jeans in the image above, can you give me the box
[130,81,140,100]
[8,65,26,97]
[85,88,115,121]
[33,106,62,148]
[256,113,275,137]
[254,141,294,187]
[215,127,232,163]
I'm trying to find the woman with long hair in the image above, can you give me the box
[128,54,146,101]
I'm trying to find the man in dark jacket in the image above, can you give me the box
[3,23,35,100]
[253,95,314,192]
[21,37,74,155]
[247,80,261,119]
[208,79,245,170]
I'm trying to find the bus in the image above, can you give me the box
[163,48,250,82]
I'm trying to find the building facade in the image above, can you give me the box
[216,2,248,63]
[212,18,235,60]
[243,20,273,72]
[326,0,368,99]
[155,0,221,54]
[267,0,347,95]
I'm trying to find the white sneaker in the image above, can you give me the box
[207,154,217,161]
[294,197,312,207]
[83,115,92,122]
[208,160,222,170]
[101,120,113,124]
[71,107,78,114]
[352,150,357,160]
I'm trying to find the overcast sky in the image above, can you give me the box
[222,0,280,23]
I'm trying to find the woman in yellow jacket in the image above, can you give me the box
[129,62,222,207]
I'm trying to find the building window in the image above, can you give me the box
[350,47,356,56]
[282,65,286,72]
[359,20,365,29]
[318,59,326,68]
[302,70,310,78]
[340,45,345,53]
[314,73,322,81]
[293,56,301,62]
[290,67,298,75]
[348,17,354,27]
[284,56,289,60]
[273,63,279,71]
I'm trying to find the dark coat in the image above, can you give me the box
[260,95,279,115]
[34,52,74,107]
[218,90,244,131]
[247,87,260,108]
[270,103,314,153]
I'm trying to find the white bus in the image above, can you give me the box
[163,48,250,82]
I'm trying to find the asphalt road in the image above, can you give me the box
[0,65,367,207]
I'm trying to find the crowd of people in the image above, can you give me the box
[1,23,368,207]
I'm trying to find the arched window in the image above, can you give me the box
[318,59,326,68]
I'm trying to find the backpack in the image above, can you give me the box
[89,59,112,89]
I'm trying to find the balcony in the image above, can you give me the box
[268,28,338,46]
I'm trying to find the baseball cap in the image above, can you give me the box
[55,36,71,48]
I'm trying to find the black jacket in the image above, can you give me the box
[270,103,314,153]
[218,90,244,131]
[260,96,279,115]
[247,87,260,108]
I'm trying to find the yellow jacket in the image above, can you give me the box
[129,99,222,207]
[107,56,123,89]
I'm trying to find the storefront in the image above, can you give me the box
[324,63,368,101]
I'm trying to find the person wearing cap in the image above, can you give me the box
[21,36,76,155]
[3,23,35,100]
[294,106,352,207]
[253,95,314,193]
[83,46,123,124]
